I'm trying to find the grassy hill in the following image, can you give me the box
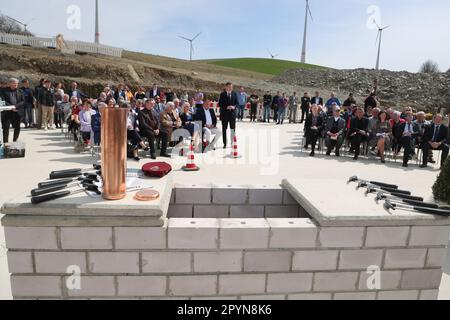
[204,58,328,76]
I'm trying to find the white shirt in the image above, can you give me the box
[204,109,213,126]
[403,122,413,134]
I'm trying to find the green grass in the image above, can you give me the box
[204,58,328,76]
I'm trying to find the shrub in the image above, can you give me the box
[419,60,440,74]
[432,157,450,204]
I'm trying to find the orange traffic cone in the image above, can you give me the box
[182,139,200,171]
[231,135,241,158]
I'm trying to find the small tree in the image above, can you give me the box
[432,157,450,204]
[419,60,440,74]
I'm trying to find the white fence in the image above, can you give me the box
[0,32,123,58]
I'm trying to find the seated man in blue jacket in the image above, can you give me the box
[195,98,220,152]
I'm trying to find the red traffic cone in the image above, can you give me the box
[182,139,200,171]
[231,135,241,158]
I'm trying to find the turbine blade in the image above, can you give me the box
[178,35,190,41]
[373,20,381,30]
[382,25,391,30]
[192,32,202,41]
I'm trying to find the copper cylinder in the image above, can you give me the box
[101,107,127,200]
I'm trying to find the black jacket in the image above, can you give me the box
[349,117,369,135]
[395,122,420,140]
[1,87,25,110]
[195,108,217,128]
[423,123,448,144]
[218,90,238,121]
[311,96,324,106]
[305,113,324,133]
[263,94,272,106]
[138,108,160,136]
[39,88,55,107]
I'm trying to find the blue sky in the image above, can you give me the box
[1,0,450,72]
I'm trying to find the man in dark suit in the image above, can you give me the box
[1,78,24,143]
[421,114,449,168]
[195,98,220,152]
[138,99,169,159]
[218,82,238,148]
[304,104,324,157]
[147,84,161,99]
[68,81,87,102]
[311,91,323,107]
[349,107,370,160]
[396,113,420,167]
[325,107,346,157]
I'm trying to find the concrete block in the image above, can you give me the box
[220,219,269,249]
[229,206,264,218]
[334,292,376,300]
[268,219,317,249]
[167,205,193,218]
[384,249,427,269]
[4,227,58,250]
[358,270,402,291]
[7,252,33,274]
[283,190,298,205]
[219,274,266,295]
[117,276,166,296]
[35,252,86,273]
[169,275,217,296]
[142,252,191,273]
[419,289,439,300]
[409,226,450,246]
[168,219,219,249]
[319,227,365,248]
[170,190,175,204]
[401,269,443,290]
[115,227,166,249]
[175,186,211,204]
[60,227,112,250]
[88,252,139,274]
[377,290,419,300]
[194,252,242,273]
[313,272,358,291]
[426,248,447,268]
[248,187,283,205]
[267,273,313,293]
[194,205,229,218]
[265,206,299,218]
[292,251,338,271]
[288,293,332,300]
[241,295,286,300]
[244,251,291,272]
[212,185,248,204]
[11,276,61,298]
[67,276,115,297]
[365,227,409,247]
[338,249,383,270]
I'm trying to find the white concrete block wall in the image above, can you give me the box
[3,183,449,301]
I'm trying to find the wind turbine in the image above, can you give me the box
[267,49,279,59]
[300,0,313,63]
[373,21,390,95]
[374,21,390,71]
[178,32,202,61]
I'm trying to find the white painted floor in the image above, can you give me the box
[0,121,448,299]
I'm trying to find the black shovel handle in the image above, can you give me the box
[31,191,71,204]
[50,171,82,179]
[402,200,439,209]
[413,206,450,217]
[391,192,424,202]
[369,181,398,189]
[379,186,411,195]
[31,184,69,197]
[38,178,74,188]
[50,168,82,175]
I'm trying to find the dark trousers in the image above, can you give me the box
[142,131,168,156]
[222,117,236,147]
[54,110,62,128]
[250,106,257,122]
[422,142,449,167]
[305,130,320,152]
[351,134,368,157]
[273,107,279,123]
[326,135,344,154]
[300,108,309,123]
[400,136,414,165]
[127,129,143,148]
[2,111,21,143]
[81,131,91,143]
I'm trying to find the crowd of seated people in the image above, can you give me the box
[303,99,449,168]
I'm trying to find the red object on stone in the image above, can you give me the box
[141,162,173,178]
